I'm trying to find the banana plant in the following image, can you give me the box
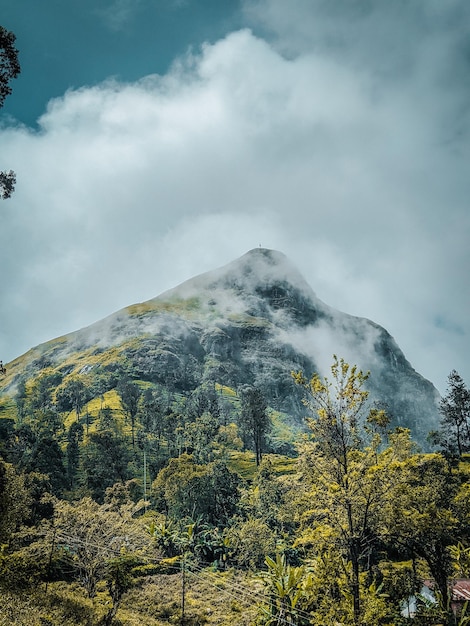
[260,552,307,625]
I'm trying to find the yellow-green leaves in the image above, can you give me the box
[292,356,412,624]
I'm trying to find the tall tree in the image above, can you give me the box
[293,356,409,624]
[28,370,62,415]
[152,454,211,521]
[82,426,131,503]
[251,457,286,529]
[66,421,84,489]
[184,411,220,463]
[152,455,240,527]
[15,378,27,424]
[27,434,67,495]
[0,26,20,199]
[239,386,270,465]
[117,379,141,448]
[438,370,470,458]
[56,376,90,423]
[380,453,461,616]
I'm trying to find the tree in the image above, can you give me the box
[187,383,221,422]
[52,497,148,598]
[380,453,462,616]
[117,378,141,448]
[7,422,37,469]
[23,471,54,526]
[103,552,140,626]
[66,421,84,489]
[212,422,244,460]
[28,369,62,415]
[0,458,30,544]
[56,376,90,423]
[0,418,16,461]
[292,356,409,624]
[207,460,241,527]
[16,374,68,495]
[0,26,20,199]
[27,434,67,495]
[152,455,240,527]
[239,386,270,465]
[82,426,131,503]
[152,454,211,521]
[224,516,276,569]
[184,411,220,463]
[250,457,286,529]
[438,370,470,458]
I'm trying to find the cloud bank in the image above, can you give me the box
[1,1,469,393]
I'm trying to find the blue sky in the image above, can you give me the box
[1,0,469,393]
[2,0,242,127]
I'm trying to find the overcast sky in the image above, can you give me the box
[1,0,469,393]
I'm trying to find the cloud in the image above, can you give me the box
[0,14,469,393]
[99,0,144,31]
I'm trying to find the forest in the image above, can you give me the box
[0,355,470,626]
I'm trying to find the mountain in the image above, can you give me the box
[1,248,440,442]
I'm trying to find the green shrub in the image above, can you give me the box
[0,549,46,589]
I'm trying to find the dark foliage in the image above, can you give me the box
[0,26,20,199]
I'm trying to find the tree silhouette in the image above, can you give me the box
[0,26,20,199]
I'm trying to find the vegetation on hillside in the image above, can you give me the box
[0,355,469,625]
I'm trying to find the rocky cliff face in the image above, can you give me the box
[2,248,440,442]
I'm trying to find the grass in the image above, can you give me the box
[0,583,97,626]
[227,450,259,480]
[0,568,263,626]
[127,297,202,319]
[214,383,237,397]
[0,396,17,421]
[56,344,126,375]
[124,568,262,626]
[63,389,125,432]
[264,453,298,475]
[227,450,298,481]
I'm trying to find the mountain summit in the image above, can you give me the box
[2,248,440,441]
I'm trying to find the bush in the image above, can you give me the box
[224,518,276,569]
[0,549,46,589]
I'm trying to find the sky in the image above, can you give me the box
[0,0,469,393]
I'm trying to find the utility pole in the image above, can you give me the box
[143,449,147,513]
[181,553,186,625]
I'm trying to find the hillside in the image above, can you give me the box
[0,249,467,626]
[0,247,439,442]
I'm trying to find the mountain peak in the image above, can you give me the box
[225,248,306,286]
[241,247,289,265]
[224,247,300,276]
[1,248,440,444]
[158,247,317,306]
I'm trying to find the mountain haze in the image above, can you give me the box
[1,248,440,441]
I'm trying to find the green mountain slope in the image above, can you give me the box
[0,248,440,442]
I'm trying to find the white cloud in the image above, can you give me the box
[0,18,469,393]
